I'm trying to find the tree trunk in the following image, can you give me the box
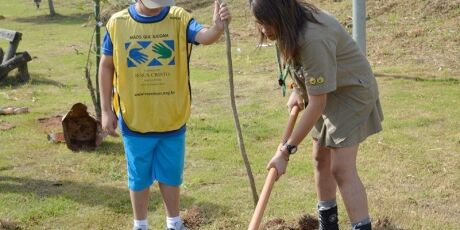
[94,0,101,119]
[0,48,4,64]
[48,0,56,16]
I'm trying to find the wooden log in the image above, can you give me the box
[0,29,17,42]
[0,29,22,64]
[17,62,30,82]
[0,52,31,80]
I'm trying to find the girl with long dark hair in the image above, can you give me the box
[251,1,383,229]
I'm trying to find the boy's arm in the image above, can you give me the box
[98,54,119,137]
[195,1,231,45]
[99,55,115,114]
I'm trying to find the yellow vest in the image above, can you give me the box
[107,7,193,133]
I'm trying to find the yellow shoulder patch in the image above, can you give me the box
[308,75,325,86]
[317,76,325,84]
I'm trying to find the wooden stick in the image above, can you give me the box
[248,106,300,230]
[282,106,300,143]
[218,0,259,206]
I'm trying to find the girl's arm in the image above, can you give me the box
[285,93,327,146]
[267,93,326,179]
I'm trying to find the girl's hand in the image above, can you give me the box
[287,91,305,113]
[266,143,290,180]
[213,1,232,31]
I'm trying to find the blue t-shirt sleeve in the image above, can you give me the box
[102,32,113,56]
[103,18,202,52]
[187,19,204,45]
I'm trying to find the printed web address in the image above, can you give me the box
[135,91,175,96]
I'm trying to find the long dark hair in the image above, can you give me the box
[251,0,320,63]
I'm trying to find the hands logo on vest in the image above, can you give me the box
[125,40,175,68]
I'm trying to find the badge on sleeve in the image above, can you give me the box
[308,75,325,86]
[317,76,325,84]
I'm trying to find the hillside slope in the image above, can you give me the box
[178,0,460,77]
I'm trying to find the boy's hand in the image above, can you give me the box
[213,0,232,31]
[195,1,232,44]
[101,110,119,137]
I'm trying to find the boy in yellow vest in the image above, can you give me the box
[98,1,231,229]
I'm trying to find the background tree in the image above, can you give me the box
[48,0,56,16]
[33,0,56,16]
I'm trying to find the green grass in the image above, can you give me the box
[1,0,459,229]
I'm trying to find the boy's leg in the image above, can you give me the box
[330,145,370,225]
[312,139,339,230]
[159,183,180,217]
[154,132,187,229]
[159,183,188,229]
[130,188,150,220]
[121,131,160,230]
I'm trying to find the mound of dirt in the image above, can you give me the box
[182,206,207,229]
[0,219,21,230]
[37,115,63,134]
[261,218,296,230]
[374,217,405,230]
[368,0,460,18]
[368,2,399,17]
[0,120,15,131]
[297,214,319,230]
[261,214,319,230]
[100,3,130,25]
[421,0,460,17]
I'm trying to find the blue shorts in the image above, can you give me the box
[120,120,186,191]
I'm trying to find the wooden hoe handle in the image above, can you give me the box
[248,168,277,230]
[248,106,300,230]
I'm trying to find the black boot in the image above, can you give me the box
[353,222,372,230]
[318,205,339,230]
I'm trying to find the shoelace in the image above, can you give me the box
[318,215,338,230]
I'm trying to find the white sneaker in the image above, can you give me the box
[133,226,148,230]
[166,220,188,230]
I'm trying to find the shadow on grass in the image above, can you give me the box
[0,175,136,214]
[12,13,91,25]
[75,140,125,155]
[0,175,227,219]
[375,73,459,84]
[0,166,15,172]
[0,73,65,89]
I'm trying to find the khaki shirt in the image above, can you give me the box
[290,10,383,146]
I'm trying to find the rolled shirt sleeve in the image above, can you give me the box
[187,19,204,44]
[102,32,113,56]
[299,38,337,95]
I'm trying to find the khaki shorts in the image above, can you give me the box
[311,98,383,148]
